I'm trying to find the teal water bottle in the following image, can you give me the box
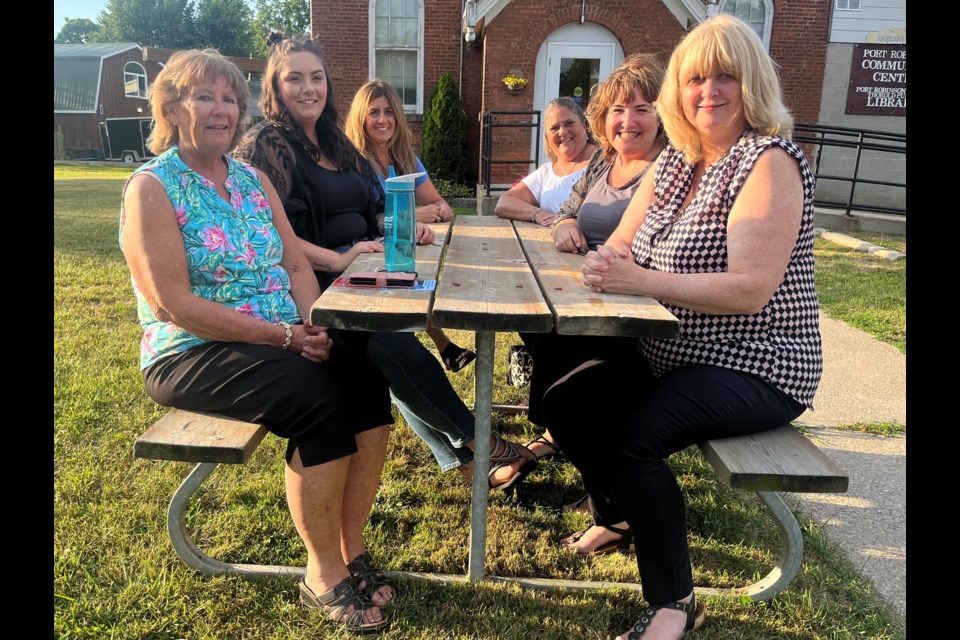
[384,170,425,272]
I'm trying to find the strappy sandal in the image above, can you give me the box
[487,435,537,491]
[441,343,477,372]
[347,551,397,607]
[623,595,705,639]
[562,493,593,515]
[299,575,390,634]
[562,523,635,555]
[488,433,527,465]
[524,434,563,461]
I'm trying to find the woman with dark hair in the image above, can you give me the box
[495,96,597,228]
[121,48,393,634]
[235,35,536,498]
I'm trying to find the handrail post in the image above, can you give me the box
[846,131,865,218]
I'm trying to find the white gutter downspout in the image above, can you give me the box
[581,0,586,24]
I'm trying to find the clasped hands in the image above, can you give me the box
[581,244,636,294]
[417,202,453,224]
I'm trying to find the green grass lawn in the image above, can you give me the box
[54,163,905,639]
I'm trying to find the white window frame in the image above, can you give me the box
[835,0,861,10]
[720,0,773,50]
[124,62,148,99]
[368,0,424,114]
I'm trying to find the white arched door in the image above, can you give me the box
[532,23,623,166]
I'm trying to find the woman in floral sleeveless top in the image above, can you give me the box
[119,49,394,634]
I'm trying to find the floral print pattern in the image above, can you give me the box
[120,146,301,369]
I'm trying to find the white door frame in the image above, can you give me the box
[532,23,623,168]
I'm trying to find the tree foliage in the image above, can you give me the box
[93,0,199,49]
[89,0,256,57]
[194,0,254,57]
[56,18,101,44]
[421,72,469,185]
[250,0,310,58]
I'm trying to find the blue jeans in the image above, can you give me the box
[366,332,475,471]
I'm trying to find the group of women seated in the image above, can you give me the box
[119,13,822,639]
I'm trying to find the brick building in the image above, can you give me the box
[311,0,905,211]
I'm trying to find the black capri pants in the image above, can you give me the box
[143,329,393,467]
[541,352,805,606]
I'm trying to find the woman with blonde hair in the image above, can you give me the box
[345,79,477,373]
[122,48,395,634]
[547,14,823,638]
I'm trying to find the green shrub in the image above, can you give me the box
[421,71,469,185]
[432,177,474,199]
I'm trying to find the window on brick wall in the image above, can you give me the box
[720,0,772,50]
[124,62,148,99]
[835,0,861,10]
[370,0,423,113]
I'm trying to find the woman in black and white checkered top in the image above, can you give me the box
[543,14,823,640]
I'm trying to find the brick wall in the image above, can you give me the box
[309,1,840,187]
[769,0,831,127]
[312,0,481,177]
[480,0,686,184]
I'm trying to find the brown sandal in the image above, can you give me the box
[299,575,390,634]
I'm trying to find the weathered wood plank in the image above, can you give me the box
[699,425,849,493]
[514,224,679,338]
[431,216,553,333]
[134,409,267,464]
[310,222,448,332]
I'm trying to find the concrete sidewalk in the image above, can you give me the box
[790,313,906,620]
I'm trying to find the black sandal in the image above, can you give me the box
[347,551,398,607]
[624,595,705,639]
[524,434,563,461]
[563,523,635,556]
[441,343,477,372]
[487,436,537,491]
[562,493,593,515]
[299,575,390,634]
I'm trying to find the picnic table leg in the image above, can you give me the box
[167,462,305,579]
[467,330,495,582]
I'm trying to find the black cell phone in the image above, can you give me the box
[347,271,418,287]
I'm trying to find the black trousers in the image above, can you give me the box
[519,330,637,428]
[143,329,393,467]
[541,353,805,605]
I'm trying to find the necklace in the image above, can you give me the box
[555,145,591,176]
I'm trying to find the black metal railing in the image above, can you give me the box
[793,123,905,217]
[480,110,541,196]
[480,114,906,216]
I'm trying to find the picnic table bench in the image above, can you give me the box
[134,216,848,602]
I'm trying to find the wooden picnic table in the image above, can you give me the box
[135,214,847,603]
[311,215,680,584]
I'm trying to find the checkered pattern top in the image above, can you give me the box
[632,131,822,408]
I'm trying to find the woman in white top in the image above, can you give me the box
[495,97,597,227]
